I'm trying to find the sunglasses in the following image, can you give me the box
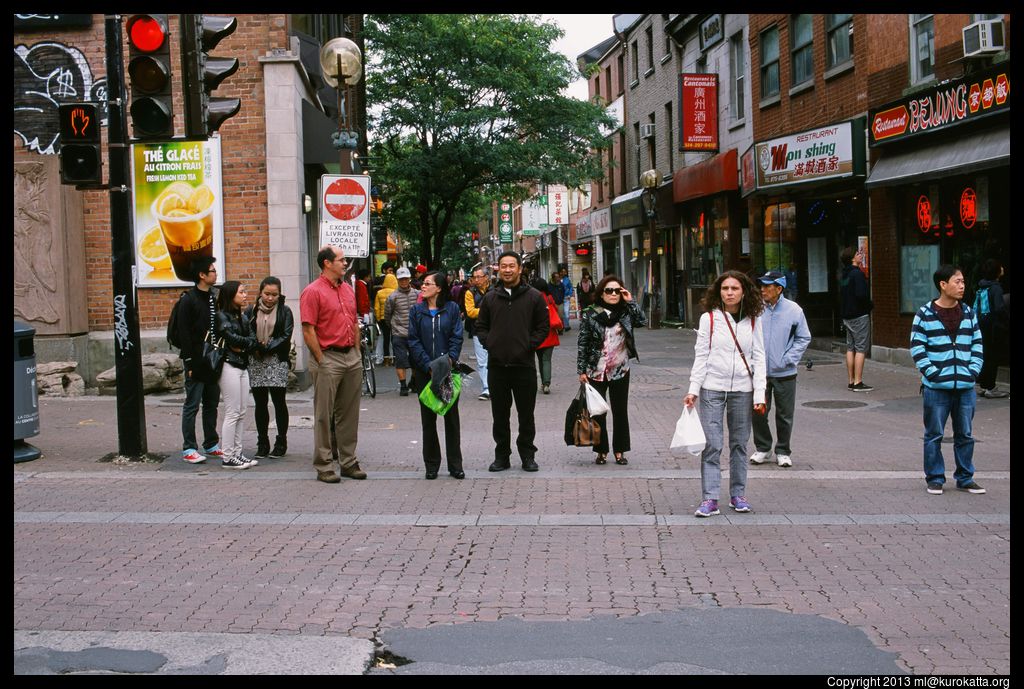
[603,287,622,295]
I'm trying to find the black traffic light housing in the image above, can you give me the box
[126,14,174,139]
[181,14,241,139]
[58,102,103,186]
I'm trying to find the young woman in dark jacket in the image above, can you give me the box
[576,275,646,466]
[244,276,295,458]
[215,281,259,469]
[407,272,465,480]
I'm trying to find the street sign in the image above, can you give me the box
[320,174,370,258]
[498,200,513,243]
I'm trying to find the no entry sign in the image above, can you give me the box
[320,174,371,258]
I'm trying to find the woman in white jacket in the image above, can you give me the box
[684,271,767,517]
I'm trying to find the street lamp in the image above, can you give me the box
[640,169,661,329]
[319,37,363,167]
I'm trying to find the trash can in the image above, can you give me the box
[14,320,41,462]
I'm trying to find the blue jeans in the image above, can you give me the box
[182,373,220,452]
[922,387,976,487]
[473,335,489,394]
[562,300,572,328]
[698,388,753,500]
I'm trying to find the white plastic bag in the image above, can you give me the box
[584,382,610,416]
[670,405,706,457]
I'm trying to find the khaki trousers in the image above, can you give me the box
[310,347,362,470]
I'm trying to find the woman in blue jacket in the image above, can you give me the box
[407,271,465,480]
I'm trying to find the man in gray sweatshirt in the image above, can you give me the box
[750,271,811,468]
[384,267,421,396]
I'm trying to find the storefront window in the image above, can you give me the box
[763,202,796,273]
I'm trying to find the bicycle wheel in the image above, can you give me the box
[362,347,376,398]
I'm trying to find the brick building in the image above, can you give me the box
[862,14,1010,366]
[14,14,366,386]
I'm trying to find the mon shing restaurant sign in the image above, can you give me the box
[869,64,1010,147]
[753,119,864,191]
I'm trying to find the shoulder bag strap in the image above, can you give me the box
[721,309,753,379]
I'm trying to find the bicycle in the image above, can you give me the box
[359,320,377,398]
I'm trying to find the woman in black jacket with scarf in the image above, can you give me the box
[215,281,259,469]
[576,275,646,465]
[244,276,295,458]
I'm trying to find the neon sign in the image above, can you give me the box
[960,188,977,229]
[917,196,932,232]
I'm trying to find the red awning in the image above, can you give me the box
[672,148,738,203]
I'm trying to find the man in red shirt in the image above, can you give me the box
[300,246,367,483]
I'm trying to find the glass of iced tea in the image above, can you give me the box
[152,182,216,282]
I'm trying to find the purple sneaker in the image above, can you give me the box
[694,499,720,518]
[730,496,752,512]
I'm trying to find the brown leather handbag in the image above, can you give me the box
[565,383,601,447]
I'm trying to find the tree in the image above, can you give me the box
[366,14,614,269]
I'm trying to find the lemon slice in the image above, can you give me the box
[139,226,171,269]
[188,184,215,213]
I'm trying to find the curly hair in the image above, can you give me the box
[701,270,764,319]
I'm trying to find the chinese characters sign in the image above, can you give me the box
[547,186,568,225]
[679,74,718,152]
[753,121,856,190]
[498,200,513,243]
[869,65,1010,146]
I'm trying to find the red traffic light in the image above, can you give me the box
[127,15,168,52]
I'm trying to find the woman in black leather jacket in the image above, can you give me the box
[215,281,259,469]
[576,275,646,466]
[244,276,295,458]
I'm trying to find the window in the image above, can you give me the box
[607,146,614,199]
[665,102,674,172]
[730,32,745,121]
[647,114,656,171]
[910,14,934,84]
[645,26,654,71]
[617,53,625,94]
[605,66,612,102]
[631,41,639,83]
[594,75,601,104]
[826,14,853,69]
[760,26,780,99]
[663,15,672,58]
[790,14,813,86]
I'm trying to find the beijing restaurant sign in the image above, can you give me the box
[869,64,1010,147]
[679,73,719,152]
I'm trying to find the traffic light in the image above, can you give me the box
[126,14,174,139]
[180,14,240,138]
[58,103,102,185]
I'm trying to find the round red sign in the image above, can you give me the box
[917,196,932,232]
[324,178,367,221]
[960,188,977,229]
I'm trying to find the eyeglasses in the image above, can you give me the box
[603,287,622,295]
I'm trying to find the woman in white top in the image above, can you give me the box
[684,271,767,517]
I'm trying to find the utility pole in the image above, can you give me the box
[105,14,148,457]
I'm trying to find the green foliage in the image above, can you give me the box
[366,14,614,269]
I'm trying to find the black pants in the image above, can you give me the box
[252,386,288,441]
[379,321,392,358]
[412,370,462,472]
[488,365,538,462]
[977,321,1004,390]
[588,372,631,454]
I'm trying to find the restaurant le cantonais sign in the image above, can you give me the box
[869,64,1010,147]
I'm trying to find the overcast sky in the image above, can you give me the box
[541,14,616,101]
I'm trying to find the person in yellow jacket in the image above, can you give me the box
[464,267,491,400]
[374,273,397,365]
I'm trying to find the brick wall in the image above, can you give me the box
[589,41,625,209]
[14,14,282,332]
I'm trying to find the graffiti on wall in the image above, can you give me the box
[14,41,107,155]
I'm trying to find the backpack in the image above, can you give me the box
[166,290,190,349]
[972,287,991,320]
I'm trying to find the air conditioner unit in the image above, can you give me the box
[963,19,1004,57]
[640,123,656,139]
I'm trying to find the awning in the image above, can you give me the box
[864,125,1009,189]
[673,149,738,203]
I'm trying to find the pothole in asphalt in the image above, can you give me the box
[802,400,869,410]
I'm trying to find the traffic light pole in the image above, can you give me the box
[105,14,148,458]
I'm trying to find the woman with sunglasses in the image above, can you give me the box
[576,275,646,465]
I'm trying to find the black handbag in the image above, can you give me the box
[202,330,225,378]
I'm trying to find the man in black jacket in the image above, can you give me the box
[839,247,873,392]
[176,256,222,463]
[474,251,549,472]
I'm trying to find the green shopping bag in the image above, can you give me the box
[418,373,462,416]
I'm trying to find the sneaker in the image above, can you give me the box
[245,456,258,467]
[339,463,367,480]
[957,481,986,494]
[221,455,250,470]
[182,449,206,464]
[851,382,874,392]
[926,483,943,495]
[776,454,792,468]
[980,388,1009,399]
[694,499,720,518]
[478,392,490,401]
[848,382,855,391]
[255,440,271,458]
[204,445,225,457]
[749,451,771,465]
[542,384,550,394]
[729,496,752,512]
[399,386,409,397]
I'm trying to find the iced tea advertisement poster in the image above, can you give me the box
[130,139,225,287]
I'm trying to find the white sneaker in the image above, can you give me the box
[776,454,792,468]
[750,451,771,465]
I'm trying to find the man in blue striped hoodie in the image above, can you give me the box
[910,265,986,495]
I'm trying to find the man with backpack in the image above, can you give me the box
[974,259,1009,398]
[171,256,224,464]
